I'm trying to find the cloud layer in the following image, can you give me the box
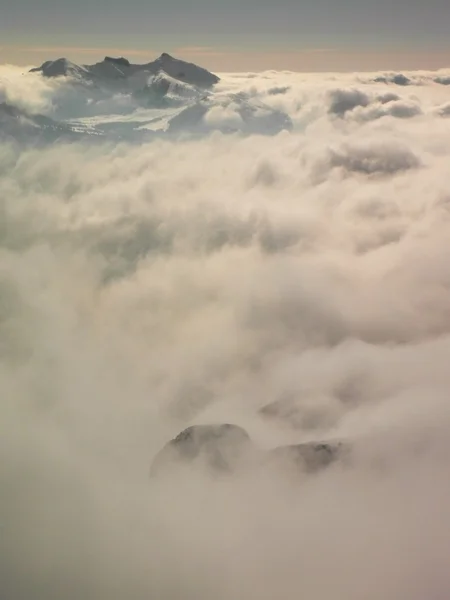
[2,64,450,599]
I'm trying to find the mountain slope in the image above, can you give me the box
[30,53,220,89]
[0,102,78,142]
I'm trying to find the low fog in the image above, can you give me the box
[2,63,450,599]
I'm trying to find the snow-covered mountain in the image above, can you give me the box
[30,53,220,89]
[0,54,293,142]
[133,71,207,107]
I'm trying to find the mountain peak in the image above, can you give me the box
[30,52,220,88]
[103,56,130,67]
[150,53,220,87]
[29,58,87,78]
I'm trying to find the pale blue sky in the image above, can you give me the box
[2,0,450,70]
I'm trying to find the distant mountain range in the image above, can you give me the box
[0,54,292,143]
[30,53,220,89]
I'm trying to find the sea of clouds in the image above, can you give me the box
[2,63,450,599]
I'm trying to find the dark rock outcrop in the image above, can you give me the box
[264,441,347,474]
[104,56,130,67]
[150,422,349,479]
[150,423,254,477]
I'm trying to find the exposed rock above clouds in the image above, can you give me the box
[150,423,346,478]
[30,52,220,88]
[150,424,255,476]
[16,54,293,139]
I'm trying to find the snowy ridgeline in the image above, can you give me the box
[29,53,221,88]
[0,53,293,142]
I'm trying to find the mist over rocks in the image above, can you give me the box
[0,100,89,143]
[3,62,450,599]
[149,423,347,478]
[264,441,347,475]
[373,73,412,86]
[149,423,255,477]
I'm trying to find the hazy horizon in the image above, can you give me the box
[4,46,450,74]
[3,0,450,71]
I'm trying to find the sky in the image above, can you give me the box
[2,1,450,72]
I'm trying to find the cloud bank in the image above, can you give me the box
[2,63,450,599]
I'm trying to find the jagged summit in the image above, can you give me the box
[104,56,130,67]
[30,52,220,88]
[30,58,89,78]
[150,53,218,86]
